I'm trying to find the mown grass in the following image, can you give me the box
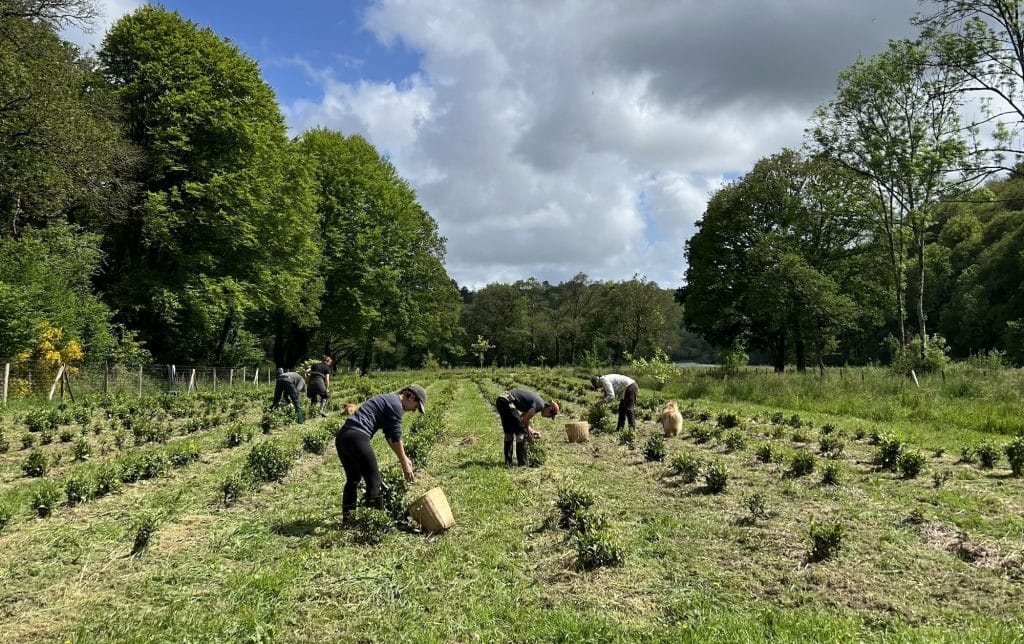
[0,369,1022,642]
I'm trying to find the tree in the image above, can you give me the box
[811,39,983,359]
[98,6,321,364]
[599,276,682,362]
[460,283,531,366]
[470,335,493,368]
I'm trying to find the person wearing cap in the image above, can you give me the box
[591,374,638,431]
[495,389,559,467]
[335,384,426,522]
[271,368,306,423]
[306,355,333,417]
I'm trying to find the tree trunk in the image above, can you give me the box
[772,336,786,373]
[214,314,234,365]
[917,233,927,361]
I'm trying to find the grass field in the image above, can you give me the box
[1,366,1023,642]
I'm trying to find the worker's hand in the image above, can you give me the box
[402,460,416,483]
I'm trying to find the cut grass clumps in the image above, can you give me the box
[575,530,624,570]
[703,460,728,493]
[22,449,49,477]
[897,450,927,479]
[32,480,63,517]
[785,450,815,478]
[556,484,595,529]
[808,518,844,562]
[301,429,332,455]
[669,453,701,483]
[1005,435,1024,476]
[975,442,1001,470]
[246,441,295,482]
[348,508,393,545]
[643,435,666,462]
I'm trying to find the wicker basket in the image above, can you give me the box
[564,421,591,443]
[408,487,455,533]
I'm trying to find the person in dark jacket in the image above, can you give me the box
[335,384,426,522]
[495,389,559,466]
[306,356,333,417]
[271,369,306,423]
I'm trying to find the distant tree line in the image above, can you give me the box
[0,2,700,371]
[683,1,1024,369]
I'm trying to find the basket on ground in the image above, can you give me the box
[408,487,455,533]
[565,421,590,443]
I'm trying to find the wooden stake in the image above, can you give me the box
[213,368,217,391]
[910,369,920,388]
[62,367,75,403]
[253,367,259,386]
[229,368,234,387]
[48,364,66,401]
[188,369,197,394]
[138,365,143,397]
[2,363,9,405]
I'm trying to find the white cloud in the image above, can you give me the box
[60,0,141,52]
[285,0,920,289]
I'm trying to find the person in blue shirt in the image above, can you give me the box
[335,384,426,522]
[496,389,559,466]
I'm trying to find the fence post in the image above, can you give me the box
[2,362,9,405]
[188,369,197,394]
[253,367,259,387]
[138,365,143,397]
[229,368,234,387]
[104,361,109,396]
[48,364,66,401]
[242,367,247,385]
[213,368,217,391]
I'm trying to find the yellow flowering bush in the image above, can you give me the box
[9,324,85,396]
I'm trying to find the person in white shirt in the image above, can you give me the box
[591,373,639,431]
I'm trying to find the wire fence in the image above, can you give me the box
[0,362,279,405]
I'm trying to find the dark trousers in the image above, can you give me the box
[617,382,639,430]
[272,377,305,423]
[335,429,382,517]
[308,379,329,414]
[496,397,528,466]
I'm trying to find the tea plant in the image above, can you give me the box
[808,518,844,561]
[788,414,803,428]
[224,425,255,448]
[565,508,608,537]
[131,512,161,554]
[301,429,332,454]
[932,471,952,489]
[975,442,1000,469]
[785,451,815,478]
[556,485,595,528]
[746,493,769,521]
[669,453,701,483]
[818,436,844,458]
[575,530,624,570]
[959,446,976,464]
[586,405,612,433]
[897,450,927,479]
[219,472,250,507]
[94,465,123,497]
[59,429,74,443]
[527,438,547,467]
[247,441,295,482]
[723,430,746,452]
[72,438,91,462]
[643,436,666,462]
[1005,435,1024,476]
[32,480,63,517]
[770,412,785,425]
[617,427,636,448]
[872,434,905,471]
[169,441,201,467]
[755,443,780,463]
[821,462,841,486]
[22,449,49,477]
[379,467,409,522]
[348,508,393,545]
[65,473,94,505]
[20,432,36,449]
[704,460,728,493]
[820,423,837,435]
[690,424,714,444]
[716,412,739,429]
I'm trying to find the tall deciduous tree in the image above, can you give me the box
[98,6,321,364]
[811,39,982,357]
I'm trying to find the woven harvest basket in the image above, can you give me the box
[408,487,455,533]
[564,421,591,443]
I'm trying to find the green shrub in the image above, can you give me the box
[556,485,595,529]
[770,412,785,425]
[65,473,94,506]
[932,470,952,488]
[690,424,715,444]
[131,512,160,554]
[788,414,803,428]
[820,423,837,435]
[587,405,612,433]
[301,429,332,455]
[643,436,666,462]
[565,508,608,537]
[219,472,250,506]
[723,430,746,452]
[527,438,547,467]
[808,518,844,561]
[169,441,201,468]
[746,493,769,521]
[669,453,702,483]
[224,425,255,448]
[785,451,815,478]
[72,438,92,462]
[617,427,636,448]
[0,503,11,531]
[819,435,844,458]
[379,467,409,522]
[20,432,36,449]
[22,449,48,477]
[247,441,295,482]
[94,465,123,497]
[821,462,841,486]
[976,442,1001,469]
[897,450,927,479]
[139,453,169,479]
[348,508,393,545]
[39,430,54,445]
[716,412,739,429]
[872,434,904,471]
[704,460,728,493]
[755,443,780,463]
[59,429,74,443]
[1005,436,1024,476]
[575,530,624,570]
[32,480,63,517]
[959,446,976,464]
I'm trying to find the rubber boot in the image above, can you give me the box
[319,398,329,417]
[516,436,528,467]
[503,435,514,466]
[342,504,357,526]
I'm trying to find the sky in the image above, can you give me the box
[65,0,922,290]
